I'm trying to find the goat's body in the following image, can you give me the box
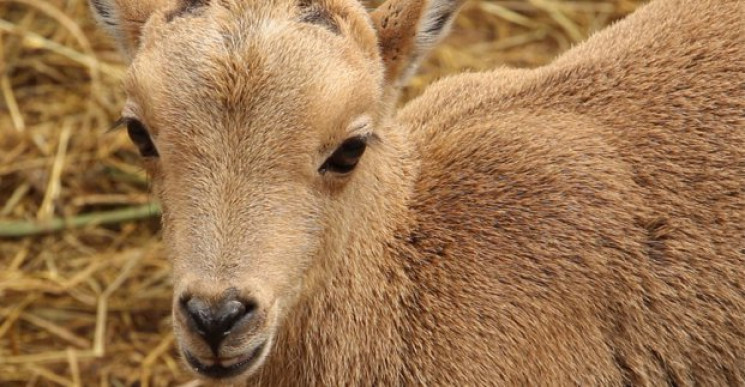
[87,0,745,382]
[255,0,745,384]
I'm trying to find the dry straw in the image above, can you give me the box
[0,0,641,385]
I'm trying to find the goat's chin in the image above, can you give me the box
[178,333,274,382]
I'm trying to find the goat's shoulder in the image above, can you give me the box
[391,108,647,385]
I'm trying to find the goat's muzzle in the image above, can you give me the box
[174,287,274,380]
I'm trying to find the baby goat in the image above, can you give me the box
[90,0,745,384]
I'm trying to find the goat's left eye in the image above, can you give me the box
[126,119,159,158]
[320,136,367,175]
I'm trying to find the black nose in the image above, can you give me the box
[181,295,254,353]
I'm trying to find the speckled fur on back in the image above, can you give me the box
[90,0,744,384]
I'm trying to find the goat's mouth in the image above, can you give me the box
[184,341,268,380]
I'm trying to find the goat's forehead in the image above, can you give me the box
[125,8,380,138]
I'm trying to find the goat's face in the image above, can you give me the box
[125,1,382,380]
[91,0,462,381]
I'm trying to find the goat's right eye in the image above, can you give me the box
[125,119,159,158]
[319,136,367,175]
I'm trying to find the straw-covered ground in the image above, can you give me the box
[0,0,643,385]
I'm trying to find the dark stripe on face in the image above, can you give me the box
[166,0,210,22]
[298,2,341,35]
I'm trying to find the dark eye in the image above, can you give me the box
[319,136,367,175]
[126,119,159,158]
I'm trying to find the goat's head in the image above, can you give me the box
[91,0,462,381]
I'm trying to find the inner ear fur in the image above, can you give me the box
[371,0,464,89]
[89,0,178,59]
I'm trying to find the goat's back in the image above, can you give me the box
[395,0,745,384]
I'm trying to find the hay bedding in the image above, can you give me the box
[0,0,641,385]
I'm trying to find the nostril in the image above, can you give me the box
[217,299,254,334]
[183,297,211,334]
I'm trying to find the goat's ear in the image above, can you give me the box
[89,0,173,59]
[371,0,464,89]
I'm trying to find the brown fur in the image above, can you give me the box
[90,0,745,384]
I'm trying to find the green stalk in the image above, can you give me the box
[0,203,161,238]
